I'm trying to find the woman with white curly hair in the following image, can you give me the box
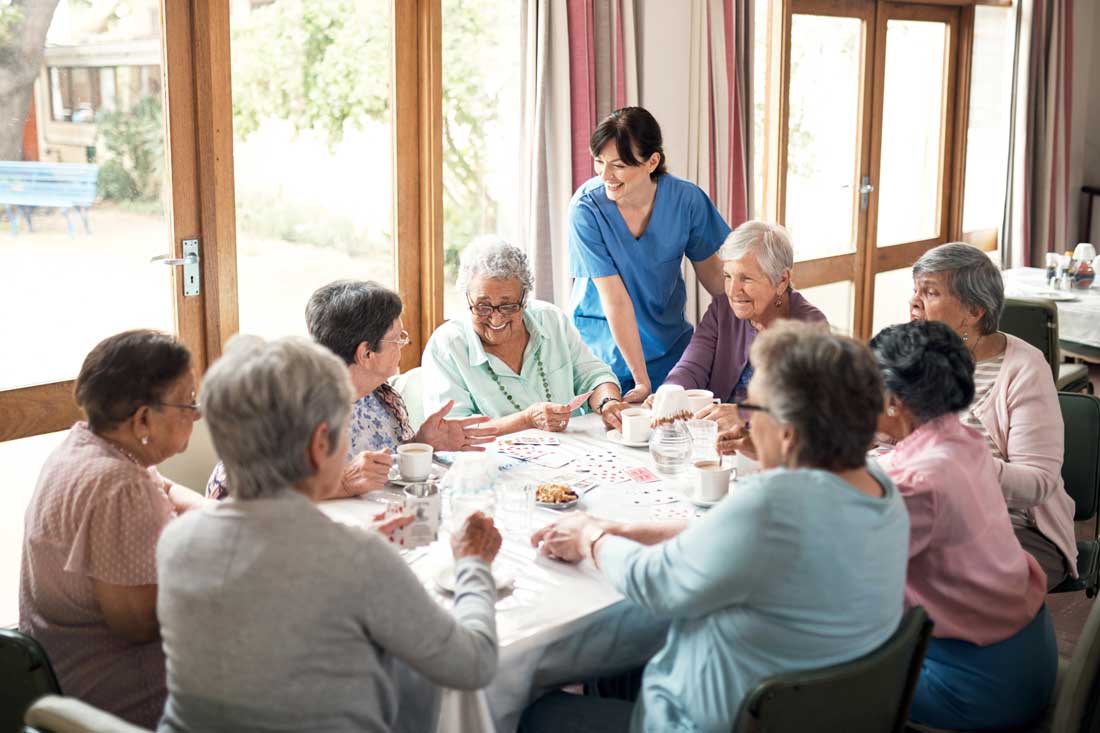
[423,238,628,435]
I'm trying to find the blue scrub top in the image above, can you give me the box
[568,174,731,388]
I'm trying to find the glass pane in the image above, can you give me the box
[797,280,854,336]
[876,19,948,247]
[441,0,521,320]
[872,267,914,336]
[231,0,395,339]
[1,1,172,390]
[785,14,862,261]
[962,5,1016,241]
[0,430,68,626]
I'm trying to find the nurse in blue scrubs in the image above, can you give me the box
[568,107,730,401]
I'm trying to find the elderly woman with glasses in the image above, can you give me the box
[20,330,205,728]
[423,238,628,435]
[871,320,1056,730]
[657,220,826,420]
[158,335,502,733]
[522,321,909,732]
[907,242,1076,591]
[206,279,496,499]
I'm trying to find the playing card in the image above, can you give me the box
[499,444,549,461]
[571,477,598,492]
[504,435,562,446]
[527,452,575,469]
[625,466,659,483]
[565,390,594,412]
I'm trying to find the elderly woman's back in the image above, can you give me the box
[157,335,500,733]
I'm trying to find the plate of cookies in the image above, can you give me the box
[535,482,580,510]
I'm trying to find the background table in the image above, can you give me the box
[1003,267,1100,350]
[319,412,712,732]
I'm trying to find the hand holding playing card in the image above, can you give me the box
[565,390,594,412]
[717,424,756,459]
[526,402,573,432]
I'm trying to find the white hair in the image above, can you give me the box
[202,334,353,500]
[718,220,795,285]
[456,237,535,295]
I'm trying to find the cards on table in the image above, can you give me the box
[499,444,550,461]
[625,466,659,483]
[501,435,562,446]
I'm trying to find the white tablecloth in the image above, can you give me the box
[318,413,711,732]
[1003,267,1100,348]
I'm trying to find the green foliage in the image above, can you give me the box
[96,96,164,201]
[96,159,138,201]
[231,0,511,275]
[0,4,23,46]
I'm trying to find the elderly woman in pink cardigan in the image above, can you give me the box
[908,242,1076,590]
[656,221,826,425]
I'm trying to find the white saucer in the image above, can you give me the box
[387,467,432,486]
[687,495,723,509]
[433,566,514,595]
[606,429,650,448]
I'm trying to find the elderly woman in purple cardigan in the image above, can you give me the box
[661,221,826,412]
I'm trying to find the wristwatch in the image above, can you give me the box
[596,396,621,414]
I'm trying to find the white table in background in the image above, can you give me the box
[1003,266,1100,349]
[318,413,710,732]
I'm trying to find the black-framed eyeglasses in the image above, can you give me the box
[468,290,527,318]
[733,401,771,416]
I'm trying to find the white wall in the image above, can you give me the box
[636,0,694,178]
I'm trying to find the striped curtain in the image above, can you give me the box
[683,0,753,324]
[1004,0,1075,268]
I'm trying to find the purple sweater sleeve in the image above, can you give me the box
[665,299,722,390]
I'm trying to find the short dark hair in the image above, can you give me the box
[74,330,192,433]
[589,106,668,180]
[750,321,883,471]
[870,320,975,423]
[305,280,404,364]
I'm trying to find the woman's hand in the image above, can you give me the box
[599,399,629,430]
[642,394,655,409]
[530,513,600,563]
[695,403,746,433]
[415,399,498,451]
[622,382,651,404]
[526,402,573,432]
[341,449,393,496]
[717,424,757,459]
[370,510,415,536]
[451,511,503,564]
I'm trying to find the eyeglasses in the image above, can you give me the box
[468,291,526,318]
[378,329,411,347]
[155,401,201,414]
[733,401,771,416]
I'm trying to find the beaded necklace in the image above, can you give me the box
[487,355,553,412]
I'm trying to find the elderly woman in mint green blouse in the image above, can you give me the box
[423,238,628,436]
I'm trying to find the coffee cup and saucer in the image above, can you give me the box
[387,443,435,486]
[686,458,734,508]
[606,407,652,448]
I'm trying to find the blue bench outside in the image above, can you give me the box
[0,161,99,237]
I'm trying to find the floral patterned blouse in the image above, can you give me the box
[205,389,411,499]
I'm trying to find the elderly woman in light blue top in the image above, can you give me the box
[525,321,910,733]
[423,239,628,435]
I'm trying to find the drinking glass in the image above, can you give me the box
[498,480,534,536]
[686,419,719,461]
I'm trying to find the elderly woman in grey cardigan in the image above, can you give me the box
[156,335,502,733]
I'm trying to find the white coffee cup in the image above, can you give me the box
[397,443,433,481]
[694,459,732,502]
[684,389,717,415]
[621,408,652,444]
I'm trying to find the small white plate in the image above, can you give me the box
[606,429,650,448]
[433,566,514,595]
[686,495,723,509]
[536,497,580,511]
[387,466,433,486]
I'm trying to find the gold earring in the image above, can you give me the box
[962,330,969,342]
[775,296,782,308]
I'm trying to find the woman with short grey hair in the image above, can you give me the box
[662,220,827,442]
[157,334,503,733]
[205,279,497,500]
[424,238,629,435]
[907,242,1076,590]
[523,321,909,732]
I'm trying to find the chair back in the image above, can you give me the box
[1051,592,1100,732]
[732,607,933,733]
[1001,297,1060,382]
[1061,393,1100,522]
[0,628,61,733]
[390,366,426,432]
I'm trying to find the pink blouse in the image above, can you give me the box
[882,414,1045,645]
[19,422,175,728]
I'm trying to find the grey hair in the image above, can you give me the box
[749,320,883,471]
[717,220,794,285]
[456,237,535,295]
[912,243,1004,335]
[202,334,353,500]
